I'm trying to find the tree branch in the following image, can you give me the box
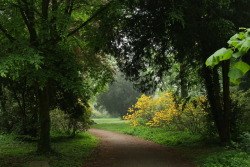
[42,0,50,19]
[42,1,113,45]
[66,1,112,37]
[0,24,15,42]
[17,0,38,45]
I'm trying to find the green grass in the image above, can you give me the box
[92,121,201,147]
[91,122,130,133]
[0,132,98,167]
[92,118,127,124]
[91,118,250,167]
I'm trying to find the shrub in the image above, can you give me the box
[237,132,250,153]
[50,105,92,137]
[123,91,208,134]
[198,150,250,167]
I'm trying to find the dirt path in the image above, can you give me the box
[84,128,196,167]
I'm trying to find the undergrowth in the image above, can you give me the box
[0,132,98,167]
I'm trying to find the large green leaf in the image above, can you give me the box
[232,51,245,58]
[239,40,250,53]
[228,68,243,84]
[206,48,233,66]
[228,61,250,84]
[233,61,250,74]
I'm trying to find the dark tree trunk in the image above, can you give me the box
[221,60,231,143]
[0,81,10,132]
[202,63,231,144]
[37,83,51,153]
[202,66,222,128]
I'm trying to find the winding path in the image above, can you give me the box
[83,128,195,167]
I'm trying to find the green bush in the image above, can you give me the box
[50,107,92,136]
[198,150,250,167]
[124,125,201,146]
[233,132,250,153]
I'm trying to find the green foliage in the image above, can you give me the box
[124,126,201,147]
[0,133,98,167]
[206,28,250,84]
[230,87,250,137]
[92,122,201,147]
[206,48,233,67]
[50,100,93,137]
[91,109,111,118]
[198,150,250,167]
[95,72,142,117]
[238,132,250,153]
[0,0,114,153]
[0,80,38,136]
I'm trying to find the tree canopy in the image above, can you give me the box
[0,0,114,153]
[98,0,250,143]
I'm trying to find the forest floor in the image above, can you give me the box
[83,128,195,167]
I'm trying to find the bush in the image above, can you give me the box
[232,132,250,153]
[198,150,250,167]
[123,91,208,134]
[50,106,92,136]
[229,87,250,139]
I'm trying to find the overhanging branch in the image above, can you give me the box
[0,24,15,42]
[66,1,112,37]
[42,0,114,45]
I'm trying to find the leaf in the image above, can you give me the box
[239,27,246,30]
[228,61,250,84]
[227,39,240,47]
[239,40,250,53]
[0,72,6,77]
[228,68,243,84]
[206,56,215,67]
[206,48,233,66]
[233,61,250,74]
[232,51,245,58]
[235,40,245,49]
[229,78,240,84]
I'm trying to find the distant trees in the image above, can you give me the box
[96,72,142,117]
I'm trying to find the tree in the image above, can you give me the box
[96,72,142,117]
[0,0,113,153]
[99,0,250,143]
[206,28,250,84]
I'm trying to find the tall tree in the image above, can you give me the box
[0,0,113,153]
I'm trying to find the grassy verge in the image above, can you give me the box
[92,118,127,124]
[92,122,201,147]
[0,132,98,167]
[91,119,250,167]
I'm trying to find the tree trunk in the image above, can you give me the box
[0,81,10,132]
[202,63,231,144]
[221,60,231,143]
[37,83,52,153]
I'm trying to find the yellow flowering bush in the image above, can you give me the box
[123,91,208,134]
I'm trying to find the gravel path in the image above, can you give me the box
[83,128,196,167]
